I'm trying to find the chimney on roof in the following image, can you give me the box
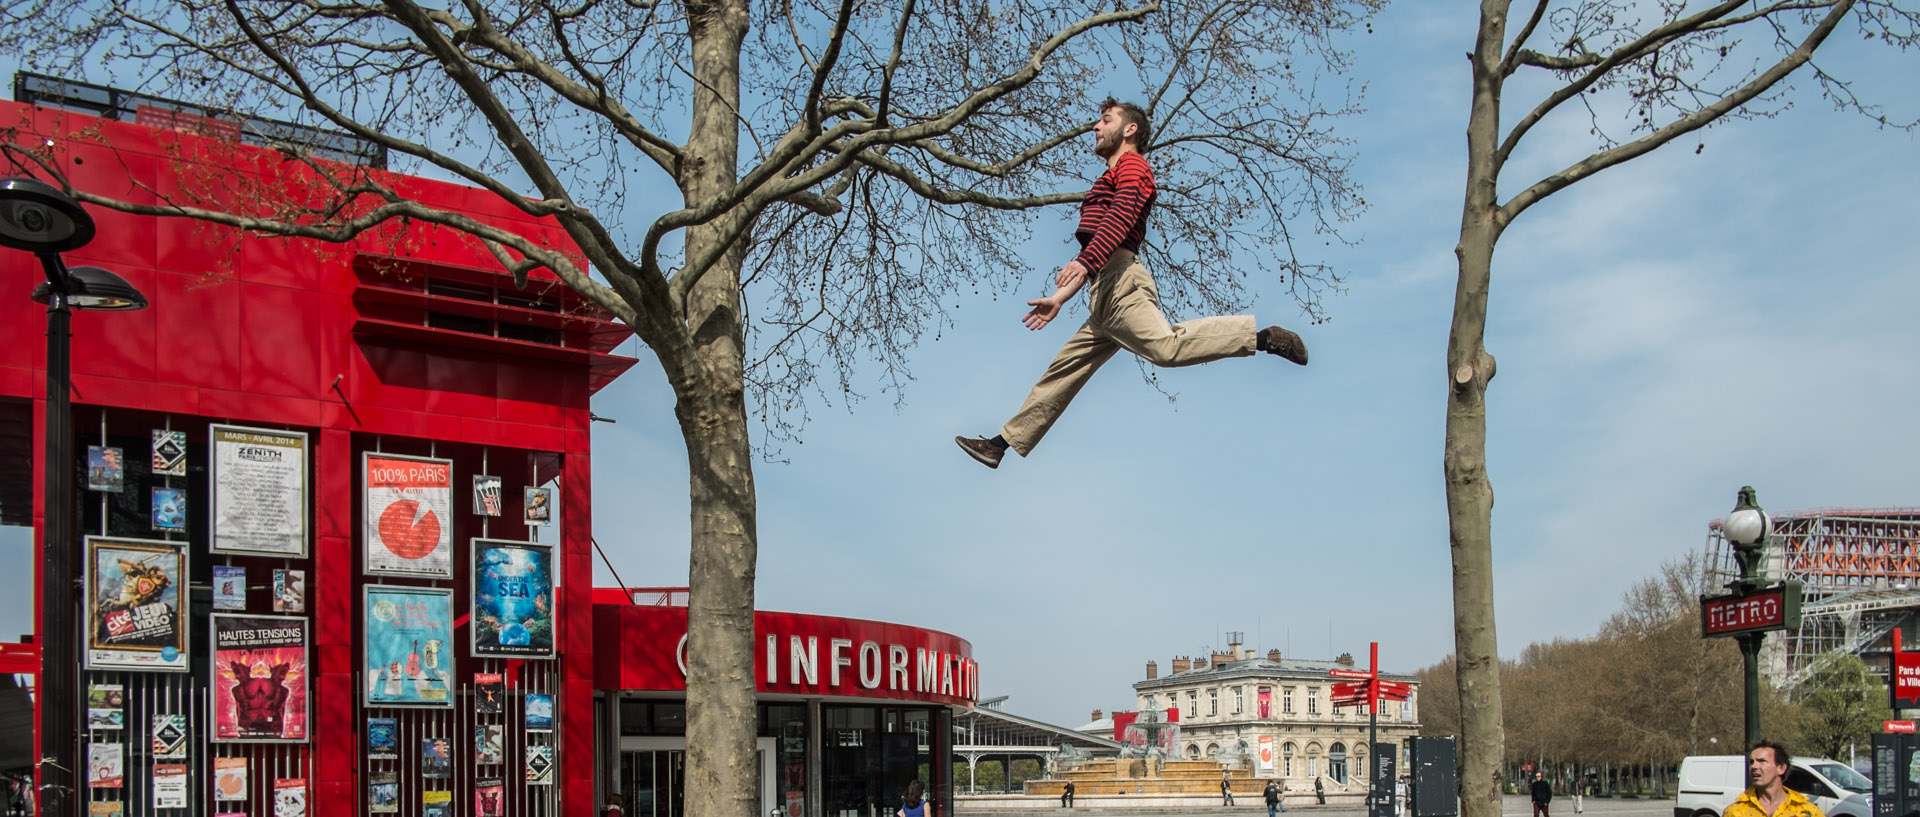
[1092,709,1103,723]
[1194,657,1209,670]
[1268,649,1282,662]
[1211,650,1233,667]
[1244,648,1256,660]
[1172,656,1192,674]
[1146,660,1158,680]
[1336,652,1355,667]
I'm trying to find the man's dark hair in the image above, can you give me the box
[1751,739,1790,767]
[1100,97,1151,152]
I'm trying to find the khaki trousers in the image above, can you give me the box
[1000,250,1256,455]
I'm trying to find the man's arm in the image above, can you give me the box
[1070,155,1155,275]
[1022,274,1088,330]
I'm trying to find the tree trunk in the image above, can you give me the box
[680,0,757,817]
[1450,4,1512,817]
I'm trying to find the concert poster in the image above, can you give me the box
[272,569,305,614]
[152,429,187,476]
[87,742,123,788]
[525,693,554,732]
[87,445,124,492]
[86,683,125,730]
[475,779,505,817]
[473,475,503,517]
[472,540,555,658]
[151,714,187,759]
[214,757,248,801]
[475,724,503,765]
[364,453,454,577]
[367,717,399,760]
[152,487,186,531]
[213,566,247,611]
[88,802,123,817]
[85,537,189,671]
[153,763,189,809]
[364,585,453,706]
[421,737,452,779]
[525,744,555,785]
[273,778,306,817]
[474,673,505,714]
[523,487,551,526]
[211,425,309,557]
[422,790,452,817]
[212,615,309,742]
[368,772,399,813]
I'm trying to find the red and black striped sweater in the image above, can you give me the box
[1072,151,1156,275]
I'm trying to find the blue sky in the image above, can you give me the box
[4,2,1918,729]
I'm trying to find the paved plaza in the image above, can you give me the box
[959,795,1681,817]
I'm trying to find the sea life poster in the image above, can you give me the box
[151,714,187,759]
[524,693,554,732]
[273,779,306,817]
[367,717,399,760]
[475,779,505,817]
[87,742,123,788]
[272,569,305,614]
[472,540,555,658]
[364,586,454,706]
[211,425,309,557]
[525,744,554,785]
[152,429,187,476]
[213,566,247,611]
[214,757,248,800]
[87,446,124,492]
[212,615,309,742]
[474,673,504,714]
[475,724,503,765]
[368,772,399,813]
[153,763,189,809]
[421,737,452,779]
[473,475,502,517]
[151,487,186,531]
[85,537,188,671]
[364,453,453,577]
[523,487,551,526]
[86,683,124,729]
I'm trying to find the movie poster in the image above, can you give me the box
[475,724,503,765]
[474,673,504,714]
[368,772,399,813]
[526,744,554,785]
[87,742,123,788]
[364,585,454,706]
[152,429,187,476]
[153,763,189,808]
[473,540,555,658]
[87,446,124,492]
[211,425,309,557]
[421,738,452,779]
[152,714,187,759]
[212,615,309,742]
[152,487,186,531]
[367,718,399,760]
[523,487,551,526]
[214,757,248,801]
[473,475,503,517]
[272,570,305,614]
[86,684,125,730]
[525,693,554,732]
[213,566,247,611]
[85,537,189,671]
[273,779,306,817]
[475,779,505,817]
[364,453,453,577]
[422,791,452,817]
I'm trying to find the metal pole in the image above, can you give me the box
[1740,634,1761,749]
[38,253,77,817]
[1369,642,1380,817]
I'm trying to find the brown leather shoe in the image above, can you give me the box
[1260,326,1308,365]
[954,435,1005,469]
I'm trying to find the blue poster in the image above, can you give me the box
[152,487,186,531]
[524,693,553,732]
[363,585,454,707]
[471,540,555,658]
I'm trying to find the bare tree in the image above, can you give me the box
[0,0,1381,814]
[1445,3,1914,816]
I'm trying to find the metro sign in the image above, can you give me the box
[1885,720,1917,734]
[1700,582,1802,638]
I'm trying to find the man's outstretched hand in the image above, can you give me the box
[1023,296,1062,330]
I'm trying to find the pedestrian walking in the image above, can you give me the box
[1266,779,1285,817]
[1222,771,1236,806]
[1531,773,1552,817]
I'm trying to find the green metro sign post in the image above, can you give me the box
[1701,486,1804,750]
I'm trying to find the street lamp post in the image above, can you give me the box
[1722,486,1771,749]
[0,176,148,817]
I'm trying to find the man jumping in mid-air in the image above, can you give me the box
[955,98,1310,469]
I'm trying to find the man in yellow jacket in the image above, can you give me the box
[1724,741,1825,817]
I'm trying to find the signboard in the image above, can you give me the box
[471,540,555,658]
[1872,733,1901,817]
[1887,721,1917,734]
[211,425,310,556]
[1370,741,1398,817]
[364,585,455,706]
[1701,582,1803,638]
[85,537,189,671]
[1329,669,1373,679]
[364,453,454,577]
[1892,630,1920,710]
[1258,735,1275,773]
[212,614,310,742]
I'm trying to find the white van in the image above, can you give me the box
[1675,755,1872,817]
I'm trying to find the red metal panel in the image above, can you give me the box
[239,234,326,292]
[496,362,565,427]
[67,374,198,417]
[352,343,429,412]
[69,265,159,382]
[240,282,324,399]
[153,270,242,389]
[459,417,564,452]
[0,264,41,371]
[561,676,595,813]
[421,350,496,417]
[197,388,324,428]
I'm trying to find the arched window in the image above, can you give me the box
[1207,742,1220,757]
[1283,742,1296,777]
[1330,742,1348,784]
[1188,744,1201,760]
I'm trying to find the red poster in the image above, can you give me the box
[1258,686,1271,719]
[364,453,453,577]
[212,615,309,742]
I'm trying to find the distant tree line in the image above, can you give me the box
[1419,556,1890,795]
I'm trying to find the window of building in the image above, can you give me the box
[1283,742,1296,777]
[1283,687,1293,714]
[1308,688,1319,715]
[1307,757,1318,778]
[1209,689,1219,716]
[1189,690,1198,717]
[1330,742,1348,784]
[1401,700,1413,721]
[1233,687,1243,715]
